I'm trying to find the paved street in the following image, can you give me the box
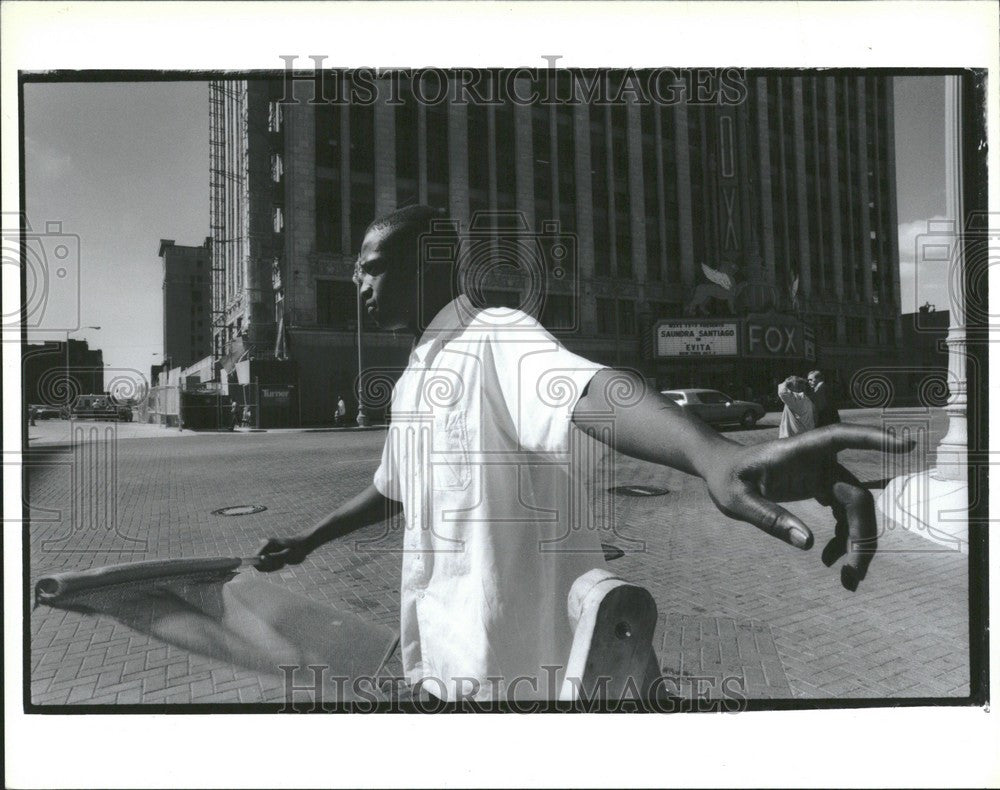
[25,408,970,705]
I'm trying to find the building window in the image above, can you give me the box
[426,103,449,202]
[610,105,630,218]
[467,103,489,204]
[618,299,636,336]
[645,216,661,282]
[315,104,341,168]
[641,105,663,283]
[591,115,611,277]
[876,318,894,346]
[316,178,340,252]
[596,297,615,334]
[350,101,375,175]
[616,221,632,279]
[268,100,283,134]
[540,293,573,332]
[533,107,553,230]
[316,279,358,329]
[273,206,284,233]
[271,153,283,183]
[610,99,631,280]
[816,315,838,344]
[556,98,577,233]
[395,77,420,206]
[350,180,375,252]
[349,102,376,251]
[846,317,866,346]
[495,104,516,209]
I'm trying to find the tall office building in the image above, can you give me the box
[210,70,901,424]
[159,238,213,370]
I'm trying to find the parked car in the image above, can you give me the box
[70,394,131,422]
[28,404,62,420]
[660,388,766,429]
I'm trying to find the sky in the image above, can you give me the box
[893,76,952,314]
[23,76,950,389]
[23,81,209,390]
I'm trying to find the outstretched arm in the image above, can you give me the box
[573,369,738,479]
[255,483,401,571]
[572,369,913,553]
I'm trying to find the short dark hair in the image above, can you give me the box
[365,204,447,255]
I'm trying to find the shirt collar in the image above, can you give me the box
[410,295,474,365]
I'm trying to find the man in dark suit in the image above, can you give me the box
[808,370,841,427]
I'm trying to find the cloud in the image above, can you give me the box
[24,134,76,181]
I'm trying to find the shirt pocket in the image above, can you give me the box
[435,409,472,491]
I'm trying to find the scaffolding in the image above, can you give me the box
[209,80,250,361]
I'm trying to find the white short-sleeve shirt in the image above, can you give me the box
[373,296,609,701]
[777,382,816,438]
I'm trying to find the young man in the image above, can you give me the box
[257,206,911,701]
[808,369,841,427]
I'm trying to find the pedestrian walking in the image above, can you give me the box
[334,395,347,426]
[777,375,816,438]
[256,205,912,700]
[229,400,239,431]
[807,369,841,427]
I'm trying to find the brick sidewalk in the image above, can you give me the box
[25,408,970,705]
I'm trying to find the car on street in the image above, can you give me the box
[70,394,131,422]
[660,388,766,428]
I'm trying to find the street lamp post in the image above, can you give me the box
[355,286,369,427]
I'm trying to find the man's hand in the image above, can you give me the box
[253,483,401,573]
[701,424,913,588]
[254,535,312,572]
[574,371,915,590]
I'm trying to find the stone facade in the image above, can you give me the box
[209,71,903,423]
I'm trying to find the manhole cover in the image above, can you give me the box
[212,505,268,517]
[601,543,625,561]
[608,485,670,497]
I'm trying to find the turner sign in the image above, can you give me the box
[655,321,739,357]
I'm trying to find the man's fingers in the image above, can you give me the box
[728,489,814,550]
[822,425,916,454]
[253,539,291,571]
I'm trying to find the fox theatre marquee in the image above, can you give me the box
[653,315,816,395]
